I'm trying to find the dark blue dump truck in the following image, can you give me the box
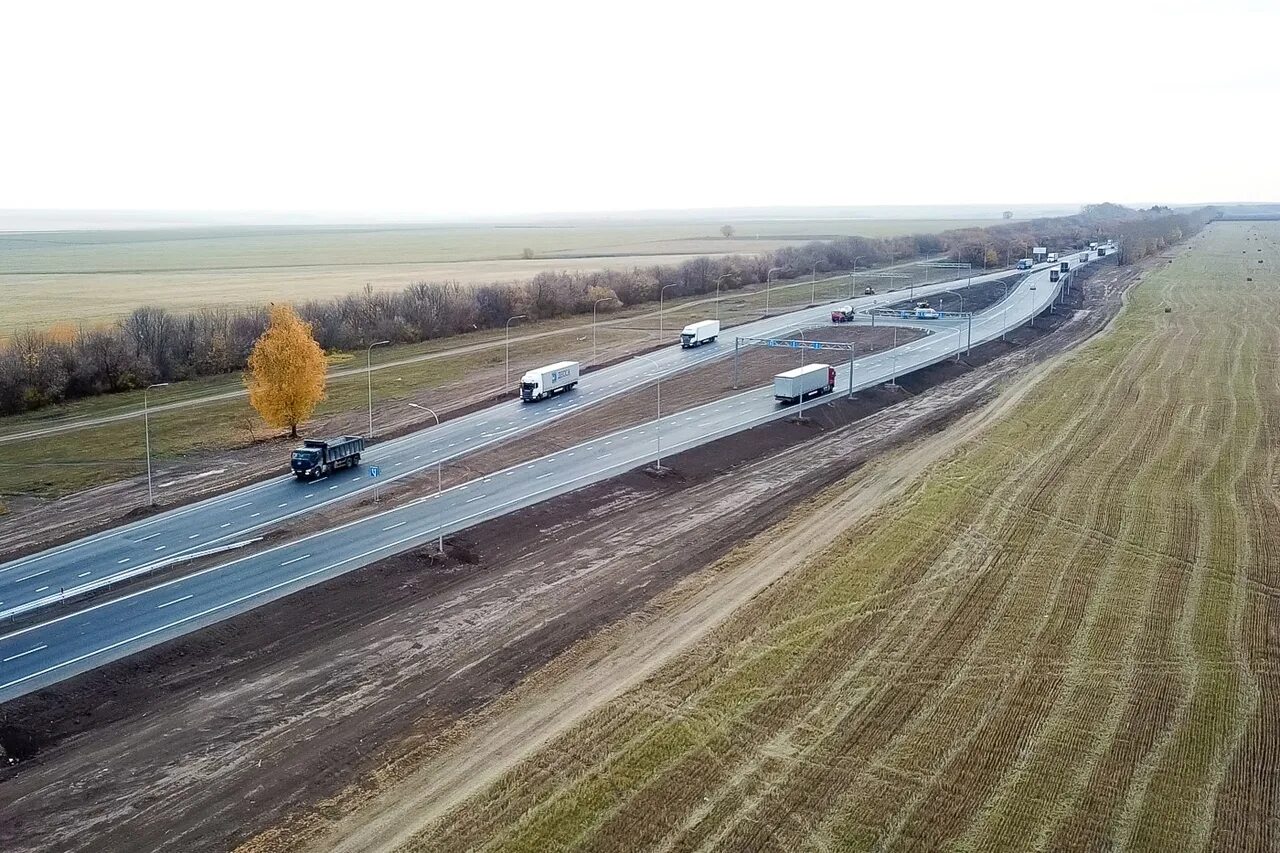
[290,435,364,480]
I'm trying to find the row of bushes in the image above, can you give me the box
[0,205,1216,415]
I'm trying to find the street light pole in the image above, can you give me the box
[367,340,390,438]
[144,382,169,506]
[634,354,663,471]
[714,273,734,322]
[592,297,614,362]
[765,267,783,315]
[659,283,680,341]
[505,315,526,393]
[810,264,819,306]
[850,256,864,300]
[407,403,444,554]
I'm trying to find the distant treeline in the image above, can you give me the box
[0,204,1216,415]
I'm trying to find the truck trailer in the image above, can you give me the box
[773,363,835,404]
[1017,258,1034,270]
[1059,260,1070,273]
[291,435,364,480]
[680,319,719,348]
[520,361,580,402]
[1050,269,1061,283]
[831,305,856,323]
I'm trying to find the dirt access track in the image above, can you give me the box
[0,259,1138,853]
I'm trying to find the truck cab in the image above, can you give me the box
[1017,259,1034,270]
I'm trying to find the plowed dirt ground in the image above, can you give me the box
[296,224,1280,852]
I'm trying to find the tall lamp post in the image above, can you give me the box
[810,264,820,306]
[659,283,680,342]
[592,297,615,362]
[144,382,169,506]
[765,267,783,315]
[367,340,390,438]
[714,273,735,321]
[407,403,444,554]
[505,315,526,393]
[849,256,864,300]
[634,354,664,471]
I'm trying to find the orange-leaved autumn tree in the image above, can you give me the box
[246,304,327,438]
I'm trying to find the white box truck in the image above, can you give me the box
[520,360,580,402]
[680,319,719,348]
[773,363,835,404]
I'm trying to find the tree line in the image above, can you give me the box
[0,205,1216,416]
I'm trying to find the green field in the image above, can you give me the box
[0,217,1000,335]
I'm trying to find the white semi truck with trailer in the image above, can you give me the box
[680,319,719,348]
[520,361,580,402]
[773,363,835,404]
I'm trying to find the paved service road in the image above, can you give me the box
[0,251,1107,701]
[0,267,1020,620]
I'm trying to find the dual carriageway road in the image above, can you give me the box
[0,252,1103,700]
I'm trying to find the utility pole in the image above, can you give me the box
[407,403,444,553]
[505,315,526,393]
[144,382,169,506]
[366,340,390,438]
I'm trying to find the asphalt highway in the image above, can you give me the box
[0,266,1023,620]
[0,250,1108,701]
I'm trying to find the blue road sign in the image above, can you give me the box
[369,466,380,478]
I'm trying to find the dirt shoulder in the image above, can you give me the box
[0,257,1143,853]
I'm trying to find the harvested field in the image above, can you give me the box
[305,222,1280,851]
[0,260,1117,851]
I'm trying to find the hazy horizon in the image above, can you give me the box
[3,1,1276,219]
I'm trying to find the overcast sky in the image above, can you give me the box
[2,0,1275,217]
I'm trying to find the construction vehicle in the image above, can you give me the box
[864,286,876,295]
[831,305,857,323]
[290,435,364,480]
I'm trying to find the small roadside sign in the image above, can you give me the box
[369,466,380,478]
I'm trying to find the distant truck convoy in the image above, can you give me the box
[291,435,364,480]
[520,360,580,402]
[680,319,719,348]
[774,363,836,404]
[831,305,857,323]
[1017,258,1034,270]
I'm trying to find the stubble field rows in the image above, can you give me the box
[386,222,1279,851]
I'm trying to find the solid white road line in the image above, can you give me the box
[3,644,47,662]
